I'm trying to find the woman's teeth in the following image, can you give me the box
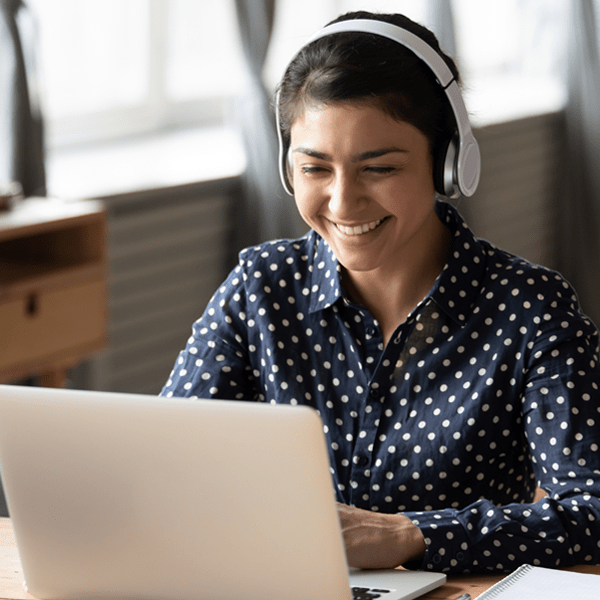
[336,218,385,236]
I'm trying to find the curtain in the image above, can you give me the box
[427,0,457,57]
[231,0,303,258]
[0,0,46,197]
[554,0,600,327]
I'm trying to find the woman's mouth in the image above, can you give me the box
[334,217,389,236]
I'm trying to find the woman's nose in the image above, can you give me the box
[327,174,364,217]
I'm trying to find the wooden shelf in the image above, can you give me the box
[0,198,108,387]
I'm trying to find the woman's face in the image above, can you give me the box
[290,102,439,278]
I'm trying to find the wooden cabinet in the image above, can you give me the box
[0,198,108,387]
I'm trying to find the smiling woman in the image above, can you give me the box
[160,9,600,577]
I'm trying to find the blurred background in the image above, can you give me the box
[2,0,599,396]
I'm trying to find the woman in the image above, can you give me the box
[161,11,600,574]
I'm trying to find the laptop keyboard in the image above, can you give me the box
[351,586,393,599]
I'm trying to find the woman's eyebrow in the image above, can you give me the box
[292,147,331,160]
[354,147,408,161]
[292,147,408,161]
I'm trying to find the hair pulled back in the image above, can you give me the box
[277,11,460,161]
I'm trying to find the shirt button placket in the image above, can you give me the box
[350,381,386,508]
[368,386,380,401]
[349,315,385,508]
[346,391,374,507]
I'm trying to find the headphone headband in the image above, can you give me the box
[307,20,456,87]
[277,18,481,198]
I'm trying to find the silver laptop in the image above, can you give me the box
[0,384,445,600]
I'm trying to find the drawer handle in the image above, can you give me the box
[25,293,39,317]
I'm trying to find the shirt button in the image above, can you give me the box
[456,552,465,561]
[368,388,380,400]
[354,456,369,467]
[432,554,442,564]
[366,327,376,336]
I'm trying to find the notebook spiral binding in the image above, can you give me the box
[478,564,534,599]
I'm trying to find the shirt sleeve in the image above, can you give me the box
[404,277,600,573]
[160,254,260,401]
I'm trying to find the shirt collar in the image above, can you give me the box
[306,201,487,323]
[308,233,344,313]
[429,201,487,327]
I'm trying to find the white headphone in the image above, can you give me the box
[276,18,481,198]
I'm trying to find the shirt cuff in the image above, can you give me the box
[403,508,471,572]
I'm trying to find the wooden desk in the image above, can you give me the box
[0,518,35,600]
[0,198,107,387]
[0,518,598,600]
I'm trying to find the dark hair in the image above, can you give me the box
[277,11,460,161]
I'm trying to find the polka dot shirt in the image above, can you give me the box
[161,201,600,574]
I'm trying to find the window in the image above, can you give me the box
[29,0,568,147]
[26,0,569,196]
[452,0,568,124]
[27,0,246,146]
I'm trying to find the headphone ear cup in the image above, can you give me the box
[434,132,459,198]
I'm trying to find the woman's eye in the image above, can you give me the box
[300,166,327,174]
[366,166,396,174]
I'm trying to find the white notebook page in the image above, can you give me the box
[479,564,600,600]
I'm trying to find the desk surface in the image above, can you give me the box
[0,519,35,600]
[0,517,598,600]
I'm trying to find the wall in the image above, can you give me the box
[461,111,563,269]
[75,177,240,394]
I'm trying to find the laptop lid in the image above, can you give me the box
[0,385,445,600]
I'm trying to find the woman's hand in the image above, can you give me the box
[337,503,426,569]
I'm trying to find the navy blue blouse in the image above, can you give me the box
[161,201,600,574]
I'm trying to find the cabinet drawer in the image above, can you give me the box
[0,280,106,371]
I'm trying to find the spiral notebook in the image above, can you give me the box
[479,564,600,599]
